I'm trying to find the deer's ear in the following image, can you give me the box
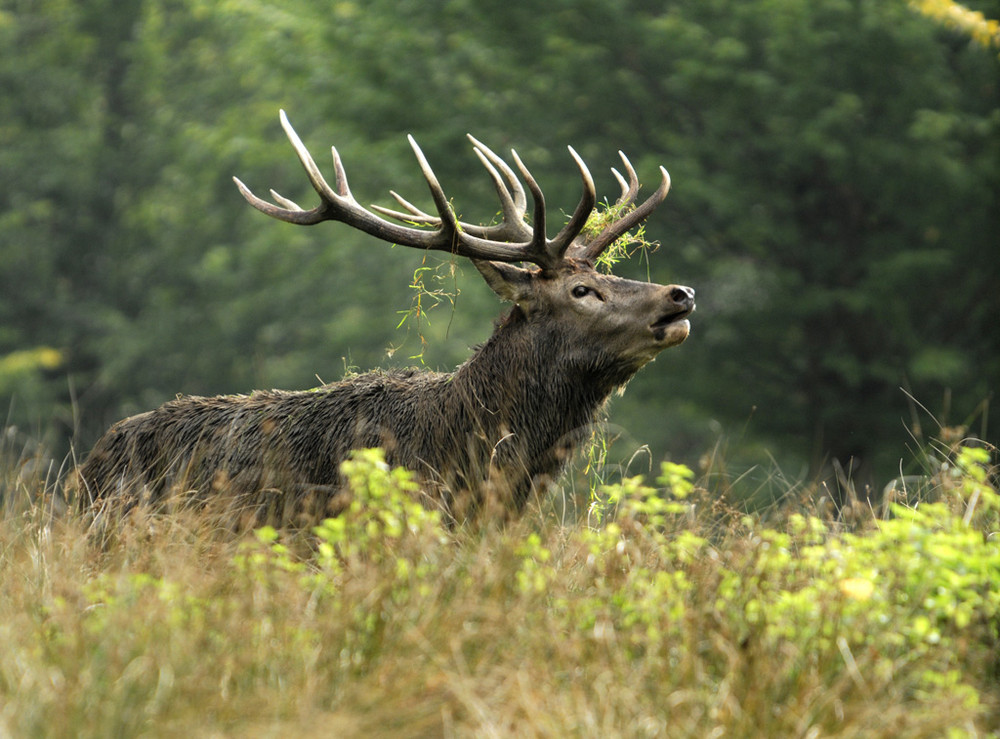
[473,260,534,303]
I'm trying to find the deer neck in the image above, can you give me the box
[450,308,632,445]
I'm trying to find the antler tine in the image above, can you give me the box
[405,134,462,240]
[387,191,425,215]
[547,145,597,261]
[370,191,441,225]
[329,144,352,198]
[269,189,304,211]
[612,151,640,207]
[577,165,671,261]
[274,109,341,224]
[508,149,553,266]
[369,190,441,226]
[470,146,532,241]
[233,176,312,224]
[611,168,629,198]
[466,134,527,217]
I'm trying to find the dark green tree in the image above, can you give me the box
[2,0,996,493]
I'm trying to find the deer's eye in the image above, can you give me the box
[572,285,602,300]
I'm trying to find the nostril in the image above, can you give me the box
[670,286,693,304]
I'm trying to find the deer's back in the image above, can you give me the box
[78,369,452,517]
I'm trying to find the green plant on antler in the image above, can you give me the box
[582,199,658,274]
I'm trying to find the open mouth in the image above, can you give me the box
[649,304,694,344]
[650,306,694,331]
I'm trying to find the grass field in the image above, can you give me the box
[1,441,998,737]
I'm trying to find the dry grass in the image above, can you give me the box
[1,444,998,737]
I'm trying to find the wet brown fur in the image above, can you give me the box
[77,274,680,525]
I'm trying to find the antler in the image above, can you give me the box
[234,110,669,270]
[571,152,671,262]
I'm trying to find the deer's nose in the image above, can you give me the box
[670,286,695,306]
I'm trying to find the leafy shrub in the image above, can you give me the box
[0,444,997,735]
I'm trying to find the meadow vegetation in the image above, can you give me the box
[1,439,997,736]
[3,2,998,734]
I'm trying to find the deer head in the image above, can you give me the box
[233,111,694,378]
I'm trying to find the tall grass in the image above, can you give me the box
[1,439,998,737]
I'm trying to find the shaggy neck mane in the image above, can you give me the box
[435,306,634,506]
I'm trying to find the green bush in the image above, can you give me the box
[1,444,997,735]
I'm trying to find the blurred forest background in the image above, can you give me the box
[1,0,997,497]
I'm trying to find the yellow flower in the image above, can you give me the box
[839,578,875,601]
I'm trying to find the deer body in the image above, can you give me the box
[78,113,694,523]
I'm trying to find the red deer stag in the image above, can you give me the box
[77,110,694,524]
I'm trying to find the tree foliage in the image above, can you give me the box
[1,0,997,488]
